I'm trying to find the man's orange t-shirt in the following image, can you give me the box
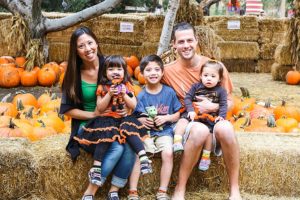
[161,56,233,106]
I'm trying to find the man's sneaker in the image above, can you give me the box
[88,166,102,186]
[198,158,211,171]
[140,160,153,175]
[173,142,184,153]
[107,191,120,200]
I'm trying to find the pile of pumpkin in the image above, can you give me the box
[0,55,66,88]
[0,91,70,141]
[228,88,300,133]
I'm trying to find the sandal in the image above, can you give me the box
[156,190,170,200]
[82,195,94,200]
[127,190,140,200]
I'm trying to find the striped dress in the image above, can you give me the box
[245,0,264,15]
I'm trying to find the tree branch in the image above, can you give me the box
[43,0,122,33]
[0,0,31,16]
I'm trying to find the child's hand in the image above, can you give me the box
[187,111,196,121]
[215,116,224,123]
[154,115,168,126]
[120,84,127,96]
[109,86,118,96]
[138,117,155,129]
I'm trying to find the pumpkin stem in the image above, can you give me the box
[25,107,34,119]
[264,98,271,108]
[1,93,12,103]
[16,99,25,111]
[37,119,46,128]
[267,115,276,128]
[281,100,286,107]
[240,87,250,98]
[240,113,251,129]
[8,118,17,129]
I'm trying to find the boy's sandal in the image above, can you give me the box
[127,190,140,200]
[156,190,170,200]
[82,195,94,200]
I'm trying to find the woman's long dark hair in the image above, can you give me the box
[62,26,102,104]
[99,55,132,85]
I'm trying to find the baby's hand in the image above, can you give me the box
[187,111,196,121]
[215,116,224,123]
[154,115,168,126]
[109,86,118,96]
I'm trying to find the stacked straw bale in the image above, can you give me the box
[0,138,36,200]
[258,18,289,73]
[271,45,294,80]
[1,132,300,199]
[195,26,223,59]
[204,16,259,42]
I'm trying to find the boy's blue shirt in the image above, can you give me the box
[134,84,181,137]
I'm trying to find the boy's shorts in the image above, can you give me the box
[182,121,222,156]
[144,135,173,154]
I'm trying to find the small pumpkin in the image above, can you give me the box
[0,65,20,88]
[285,68,300,85]
[37,66,56,87]
[20,70,38,87]
[12,92,38,108]
[125,55,139,70]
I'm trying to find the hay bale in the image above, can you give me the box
[48,42,69,63]
[141,42,159,57]
[274,45,294,65]
[0,138,36,200]
[218,41,259,60]
[204,16,259,41]
[101,43,142,57]
[258,18,289,44]
[271,62,293,81]
[31,134,96,200]
[195,26,223,59]
[260,43,278,60]
[257,59,275,73]
[238,132,300,197]
[222,59,257,72]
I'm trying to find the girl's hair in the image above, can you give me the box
[62,26,102,103]
[99,55,132,85]
[200,60,224,81]
[139,54,164,73]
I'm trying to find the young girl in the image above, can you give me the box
[173,60,228,171]
[74,55,152,186]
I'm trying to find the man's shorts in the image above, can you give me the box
[183,121,222,156]
[144,135,173,154]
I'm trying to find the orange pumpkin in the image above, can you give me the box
[43,62,61,81]
[132,84,143,96]
[273,100,300,122]
[29,120,57,141]
[0,65,20,88]
[12,92,38,108]
[37,66,57,87]
[134,66,141,80]
[0,56,15,64]
[285,69,300,85]
[37,92,52,108]
[127,65,133,77]
[0,102,18,117]
[20,70,38,87]
[138,73,146,85]
[15,56,27,68]
[125,56,139,70]
[276,117,298,133]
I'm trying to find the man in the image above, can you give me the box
[162,22,241,200]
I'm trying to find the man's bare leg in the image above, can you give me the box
[172,123,210,200]
[214,120,241,200]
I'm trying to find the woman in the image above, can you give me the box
[60,26,136,200]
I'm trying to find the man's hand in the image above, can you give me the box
[187,111,196,121]
[194,96,219,114]
[138,117,155,129]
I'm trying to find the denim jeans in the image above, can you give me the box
[80,141,136,188]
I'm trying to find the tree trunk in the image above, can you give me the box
[279,0,286,18]
[157,0,180,56]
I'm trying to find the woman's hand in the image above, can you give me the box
[194,96,219,114]
[138,117,155,129]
